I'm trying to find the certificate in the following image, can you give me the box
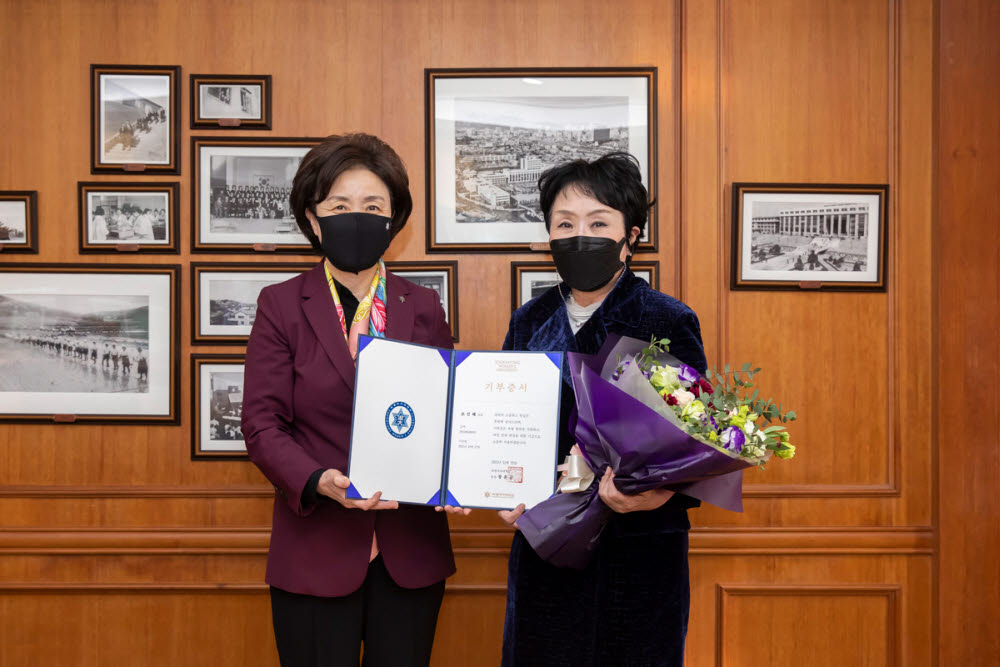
[346,336,563,510]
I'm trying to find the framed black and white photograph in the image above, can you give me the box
[731,183,889,291]
[191,354,248,459]
[0,191,38,254]
[425,67,657,253]
[0,264,180,424]
[386,261,459,341]
[78,182,179,253]
[510,260,660,311]
[191,136,321,253]
[190,74,272,129]
[192,262,313,344]
[90,64,181,174]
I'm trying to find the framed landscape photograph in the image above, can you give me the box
[192,262,313,344]
[78,182,179,253]
[0,191,38,254]
[0,264,180,423]
[386,260,459,341]
[191,354,247,459]
[191,136,320,253]
[190,74,272,129]
[731,183,889,291]
[510,260,660,311]
[90,64,181,174]
[425,67,657,253]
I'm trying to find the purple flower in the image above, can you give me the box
[720,426,745,452]
[678,364,700,383]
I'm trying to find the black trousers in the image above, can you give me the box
[269,555,446,667]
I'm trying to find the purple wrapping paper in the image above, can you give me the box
[517,334,748,570]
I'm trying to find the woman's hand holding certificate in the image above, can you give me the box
[317,468,399,510]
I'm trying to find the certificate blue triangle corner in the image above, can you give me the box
[437,349,452,366]
[545,351,563,370]
[444,489,461,506]
[426,489,443,506]
[454,350,473,367]
[345,482,364,499]
[358,335,375,354]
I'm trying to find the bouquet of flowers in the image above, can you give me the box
[517,333,797,570]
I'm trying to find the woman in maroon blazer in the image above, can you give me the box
[242,133,464,667]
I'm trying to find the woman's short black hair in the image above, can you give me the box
[537,151,653,249]
[290,133,413,252]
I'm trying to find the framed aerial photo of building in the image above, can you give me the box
[425,67,657,253]
[78,182,179,253]
[190,74,272,129]
[191,354,248,459]
[0,264,180,424]
[191,136,320,253]
[510,260,660,311]
[386,260,459,341]
[0,191,38,254]
[731,183,889,291]
[90,64,181,174]
[192,262,313,344]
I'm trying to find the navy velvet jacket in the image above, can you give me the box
[502,268,708,533]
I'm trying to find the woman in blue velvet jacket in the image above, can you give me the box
[499,153,707,667]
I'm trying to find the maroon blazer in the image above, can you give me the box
[242,263,456,597]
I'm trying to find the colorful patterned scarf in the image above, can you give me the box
[324,260,387,359]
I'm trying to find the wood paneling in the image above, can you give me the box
[937,0,1000,664]
[0,0,993,664]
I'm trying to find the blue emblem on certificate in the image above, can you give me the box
[385,401,415,439]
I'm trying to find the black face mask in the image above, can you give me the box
[549,235,628,292]
[314,212,392,274]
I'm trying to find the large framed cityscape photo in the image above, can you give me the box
[191,354,248,460]
[190,74,273,130]
[425,67,657,253]
[0,264,180,424]
[731,183,889,291]
[192,262,314,344]
[0,191,38,254]
[385,260,459,341]
[191,136,321,253]
[78,182,180,253]
[511,260,660,311]
[90,64,181,174]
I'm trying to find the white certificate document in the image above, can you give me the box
[445,351,562,510]
[347,337,452,505]
[347,337,563,509]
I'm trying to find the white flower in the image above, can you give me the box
[743,421,756,436]
[671,389,696,407]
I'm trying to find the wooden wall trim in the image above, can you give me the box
[0,526,933,555]
[715,584,902,667]
[0,582,506,593]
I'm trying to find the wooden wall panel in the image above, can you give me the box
[1,0,989,663]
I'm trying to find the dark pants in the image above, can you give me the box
[269,555,445,667]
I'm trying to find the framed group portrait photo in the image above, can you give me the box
[425,67,658,253]
[730,182,889,291]
[78,182,179,253]
[0,191,38,253]
[90,64,181,174]
[0,264,180,424]
[190,136,321,253]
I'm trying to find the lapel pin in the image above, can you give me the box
[399,295,406,303]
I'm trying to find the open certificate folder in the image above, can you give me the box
[346,336,563,510]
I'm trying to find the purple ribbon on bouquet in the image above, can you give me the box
[517,334,746,570]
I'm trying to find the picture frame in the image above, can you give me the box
[510,260,660,311]
[191,136,322,253]
[90,64,181,174]
[730,183,889,291]
[192,262,314,344]
[191,353,248,459]
[425,67,657,253]
[190,74,272,130]
[0,263,180,424]
[0,191,38,254]
[77,182,180,253]
[386,260,459,341]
